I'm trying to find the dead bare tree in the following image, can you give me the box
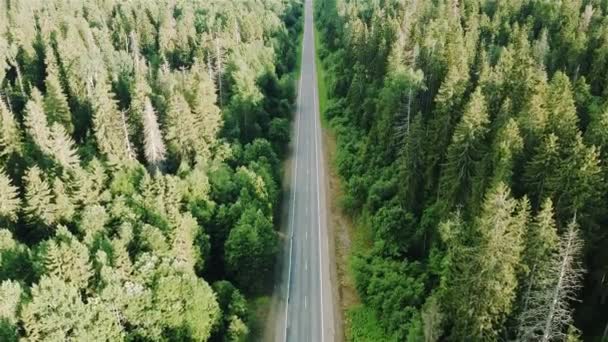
[142,97,166,173]
[518,217,585,341]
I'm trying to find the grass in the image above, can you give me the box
[347,305,395,342]
[313,25,329,127]
[294,27,304,85]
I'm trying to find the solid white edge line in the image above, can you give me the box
[311,12,326,342]
[284,4,305,341]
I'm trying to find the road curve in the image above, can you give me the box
[274,0,335,341]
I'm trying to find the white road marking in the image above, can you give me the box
[306,231,308,241]
[312,21,326,342]
[305,260,308,271]
[305,295,307,309]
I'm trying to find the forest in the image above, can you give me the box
[0,0,301,340]
[315,0,608,340]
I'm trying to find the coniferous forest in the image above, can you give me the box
[0,0,301,340]
[315,0,608,340]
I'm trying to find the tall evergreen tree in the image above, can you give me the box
[165,92,200,164]
[440,183,528,340]
[546,72,579,146]
[39,225,92,289]
[23,166,56,226]
[24,90,79,169]
[90,81,135,163]
[0,168,20,222]
[0,97,21,157]
[439,87,490,210]
[43,55,73,135]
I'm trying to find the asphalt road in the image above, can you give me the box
[274,0,335,341]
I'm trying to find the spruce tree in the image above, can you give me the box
[524,134,561,205]
[165,92,200,164]
[23,166,56,226]
[489,118,524,188]
[48,123,80,169]
[90,81,135,163]
[24,90,55,156]
[51,178,75,223]
[441,183,528,340]
[43,56,73,135]
[547,72,579,146]
[24,90,79,169]
[0,168,20,222]
[0,97,21,157]
[439,87,490,210]
[39,225,92,289]
[0,280,22,325]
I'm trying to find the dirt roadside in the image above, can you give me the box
[322,126,360,342]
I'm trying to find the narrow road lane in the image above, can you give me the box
[275,0,335,341]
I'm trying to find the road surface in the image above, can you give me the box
[274,0,335,341]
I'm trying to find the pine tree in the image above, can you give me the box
[52,178,75,223]
[129,55,152,160]
[439,87,490,210]
[182,59,222,161]
[547,72,579,146]
[23,166,56,226]
[71,158,110,207]
[522,198,559,277]
[24,89,55,156]
[441,183,528,340]
[24,90,80,169]
[43,55,73,135]
[400,115,425,213]
[524,134,561,205]
[171,213,199,272]
[48,123,80,169]
[165,92,200,164]
[518,69,549,143]
[40,225,92,289]
[79,204,109,245]
[557,134,603,217]
[489,118,524,187]
[584,103,608,162]
[90,81,135,163]
[142,97,166,171]
[0,168,20,222]
[518,218,585,341]
[0,97,21,157]
[0,280,22,325]
[517,198,560,337]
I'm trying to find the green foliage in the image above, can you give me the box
[348,305,398,342]
[224,208,278,292]
[353,254,426,340]
[0,169,20,222]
